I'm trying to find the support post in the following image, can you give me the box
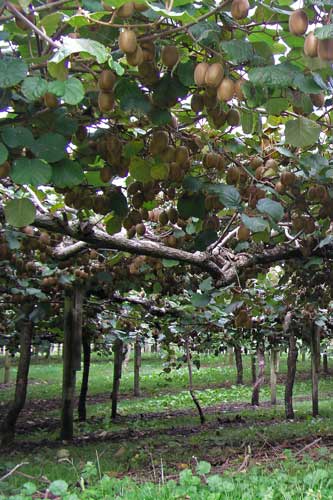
[270,348,279,405]
[310,323,321,418]
[133,337,141,397]
[111,338,124,420]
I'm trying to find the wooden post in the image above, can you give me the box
[60,286,83,441]
[133,337,141,397]
[310,323,321,418]
[234,345,243,385]
[270,348,279,405]
[323,352,328,374]
[78,332,91,422]
[186,338,205,424]
[1,321,33,446]
[285,330,298,419]
[251,353,257,384]
[111,338,124,420]
[251,343,265,406]
[4,348,11,384]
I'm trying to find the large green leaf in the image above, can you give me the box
[207,184,241,208]
[176,60,195,86]
[2,126,34,148]
[257,198,284,222]
[194,230,218,251]
[51,159,84,187]
[129,157,152,183]
[241,214,270,233]
[4,198,36,227]
[50,37,109,64]
[47,78,85,104]
[11,159,52,186]
[191,292,211,307]
[152,74,188,109]
[108,191,128,217]
[21,77,48,101]
[177,193,206,219]
[0,57,27,88]
[285,117,320,148]
[0,143,8,164]
[221,40,254,64]
[314,25,333,40]
[249,63,300,88]
[115,79,151,115]
[31,133,67,163]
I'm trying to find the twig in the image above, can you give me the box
[0,0,75,22]
[0,462,29,482]
[294,437,322,457]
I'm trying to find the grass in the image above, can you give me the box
[0,351,332,498]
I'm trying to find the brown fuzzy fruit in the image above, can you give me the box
[280,171,296,186]
[136,223,146,236]
[126,45,144,66]
[98,70,116,91]
[159,211,169,226]
[217,78,235,102]
[149,130,169,155]
[226,108,240,126]
[231,0,250,20]
[0,161,10,178]
[234,78,246,100]
[140,40,155,62]
[117,2,135,18]
[275,181,285,194]
[289,9,308,36]
[317,39,333,61]
[304,32,318,57]
[226,165,240,185]
[161,45,179,68]
[237,224,250,241]
[191,93,204,113]
[175,146,189,165]
[205,63,224,88]
[250,157,263,169]
[134,2,148,11]
[167,207,178,224]
[100,166,113,183]
[98,92,114,112]
[44,92,58,109]
[118,30,137,54]
[194,62,209,86]
[203,152,220,169]
[235,309,250,328]
[310,93,325,107]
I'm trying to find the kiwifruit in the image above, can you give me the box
[159,210,169,226]
[231,0,250,20]
[203,152,220,169]
[167,207,178,224]
[317,38,333,61]
[117,2,135,18]
[234,309,250,328]
[118,30,137,54]
[128,181,143,195]
[217,155,227,171]
[264,158,278,171]
[205,63,224,88]
[226,165,240,185]
[191,93,204,113]
[98,70,116,91]
[15,9,34,30]
[136,223,146,236]
[39,232,51,245]
[280,171,296,186]
[303,218,316,234]
[211,109,227,128]
[255,166,266,180]
[134,2,148,11]
[159,145,176,163]
[275,181,285,194]
[168,162,184,182]
[203,215,220,231]
[140,207,149,219]
[289,9,308,36]
[234,78,246,100]
[43,92,58,109]
[126,45,144,66]
[226,108,240,126]
[237,224,250,241]
[106,135,122,155]
[0,161,10,177]
[203,91,217,110]
[250,157,263,169]
[194,62,209,86]
[129,209,142,224]
[140,40,155,62]
[161,45,179,68]
[310,93,325,107]
[138,61,160,84]
[174,146,189,166]
[149,130,169,155]
[98,92,115,112]
[304,32,318,57]
[308,184,327,202]
[217,78,235,101]
[165,235,177,247]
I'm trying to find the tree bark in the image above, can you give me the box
[270,348,279,405]
[186,339,205,424]
[251,354,257,385]
[78,332,91,422]
[323,352,328,375]
[310,323,321,418]
[234,345,243,385]
[111,338,123,420]
[60,286,83,441]
[251,344,265,406]
[1,321,33,446]
[133,338,141,397]
[285,330,298,419]
[3,348,11,384]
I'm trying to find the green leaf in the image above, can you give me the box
[39,11,63,36]
[4,198,36,227]
[21,77,48,101]
[189,21,220,47]
[51,37,109,64]
[240,109,254,134]
[106,215,122,235]
[47,61,68,81]
[191,293,210,307]
[285,117,320,148]
[196,461,212,475]
[31,133,67,163]
[177,193,206,219]
[314,24,333,40]
[241,214,269,233]
[129,157,151,183]
[207,184,241,208]
[150,162,169,180]
[63,78,85,105]
[249,63,300,88]
[51,159,84,187]
[176,60,195,86]
[162,259,179,267]
[2,126,34,148]
[49,480,68,496]
[115,79,151,115]
[0,57,27,88]
[152,74,188,109]
[195,229,218,251]
[123,141,144,159]
[221,40,254,64]
[108,191,128,217]
[257,198,284,222]
[0,143,8,164]
[11,159,52,186]
[265,98,289,115]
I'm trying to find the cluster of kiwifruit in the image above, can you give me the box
[103,1,148,17]
[290,8,333,63]
[234,308,252,329]
[148,130,191,183]
[97,69,117,113]
[291,214,316,235]
[93,133,130,181]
